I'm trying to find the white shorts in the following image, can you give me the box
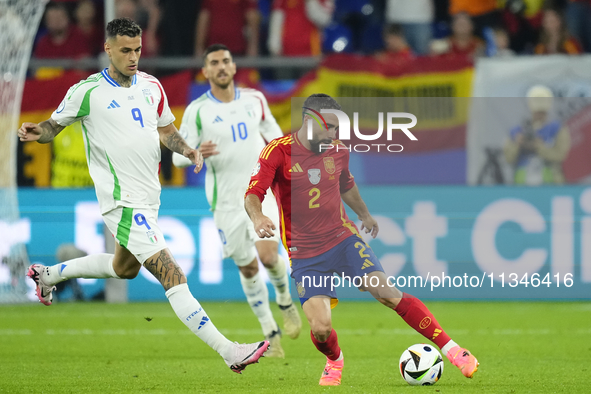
[214,193,280,267]
[103,206,167,264]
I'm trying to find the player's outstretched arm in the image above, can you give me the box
[158,123,203,173]
[18,119,65,144]
[245,194,275,238]
[341,185,379,238]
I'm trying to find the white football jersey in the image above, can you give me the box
[52,69,175,214]
[174,88,283,211]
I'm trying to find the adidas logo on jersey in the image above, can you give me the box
[107,100,121,109]
[212,116,223,123]
[290,163,303,173]
[361,259,374,270]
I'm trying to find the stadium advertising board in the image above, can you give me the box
[3,186,590,301]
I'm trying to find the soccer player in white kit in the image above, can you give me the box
[18,18,268,374]
[173,44,302,358]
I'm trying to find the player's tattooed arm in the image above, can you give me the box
[143,249,187,291]
[158,123,192,154]
[18,119,65,143]
[158,123,203,173]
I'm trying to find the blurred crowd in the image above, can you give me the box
[32,0,591,63]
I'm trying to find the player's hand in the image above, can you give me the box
[253,215,276,238]
[18,122,42,142]
[199,140,219,159]
[359,215,379,238]
[186,148,203,173]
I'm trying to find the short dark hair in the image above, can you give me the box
[302,94,342,121]
[203,43,232,61]
[106,17,142,40]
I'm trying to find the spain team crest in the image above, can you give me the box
[323,157,335,174]
[308,169,321,185]
[142,89,154,106]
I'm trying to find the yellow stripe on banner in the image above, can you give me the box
[268,65,474,133]
[19,110,55,187]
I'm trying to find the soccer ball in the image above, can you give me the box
[399,344,444,386]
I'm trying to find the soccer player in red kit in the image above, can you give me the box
[244,94,479,386]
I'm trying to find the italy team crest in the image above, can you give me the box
[146,230,158,244]
[142,89,154,106]
[308,169,321,185]
[323,157,335,174]
[245,104,255,118]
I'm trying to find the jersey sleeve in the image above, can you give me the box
[339,148,356,193]
[173,101,202,168]
[51,81,91,127]
[255,91,284,142]
[245,142,283,202]
[151,79,175,127]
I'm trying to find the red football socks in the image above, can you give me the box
[310,328,341,361]
[394,293,451,349]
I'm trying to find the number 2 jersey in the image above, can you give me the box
[51,69,175,214]
[245,132,359,259]
[174,88,283,211]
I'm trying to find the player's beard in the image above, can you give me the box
[309,138,333,154]
[213,73,232,90]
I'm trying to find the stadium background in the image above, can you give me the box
[4,0,591,302]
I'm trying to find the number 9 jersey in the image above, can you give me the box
[245,131,358,259]
[51,69,175,214]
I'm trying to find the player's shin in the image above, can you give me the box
[394,293,452,350]
[265,256,292,307]
[239,272,278,336]
[46,253,119,286]
[165,283,234,360]
[311,329,342,361]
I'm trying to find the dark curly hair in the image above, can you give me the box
[106,17,142,40]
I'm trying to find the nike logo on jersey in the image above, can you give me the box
[107,100,121,109]
[212,116,223,123]
[290,163,303,173]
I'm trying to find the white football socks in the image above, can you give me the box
[46,253,119,286]
[441,340,459,356]
[239,272,278,337]
[265,256,292,307]
[166,283,233,361]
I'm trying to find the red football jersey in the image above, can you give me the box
[201,0,258,55]
[272,0,322,56]
[246,132,358,259]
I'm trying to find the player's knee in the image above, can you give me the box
[118,265,141,279]
[114,259,141,279]
[310,319,332,342]
[311,324,332,342]
[258,251,277,268]
[239,263,259,278]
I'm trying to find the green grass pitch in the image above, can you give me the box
[1,300,589,393]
